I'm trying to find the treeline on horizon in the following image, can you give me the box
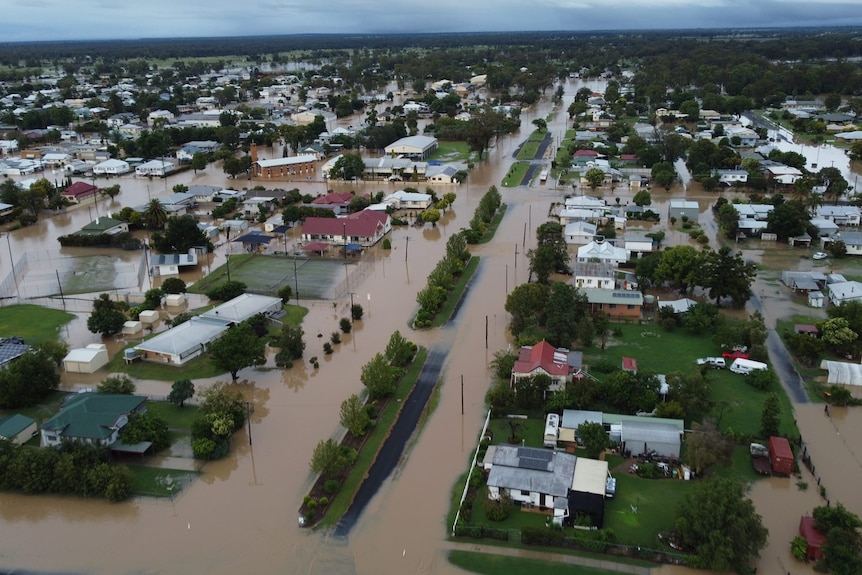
[1,28,862,67]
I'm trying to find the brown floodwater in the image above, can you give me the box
[4,78,862,575]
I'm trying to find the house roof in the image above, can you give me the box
[571,457,608,496]
[513,340,571,377]
[581,288,643,306]
[0,414,36,438]
[41,393,146,440]
[302,211,389,238]
[311,191,353,205]
[135,316,230,357]
[561,409,603,430]
[256,154,317,168]
[577,240,628,261]
[487,445,576,499]
[200,293,282,324]
[0,337,30,366]
[81,217,124,233]
[620,420,681,445]
[384,135,437,152]
[835,231,862,246]
[62,181,98,199]
[799,516,827,548]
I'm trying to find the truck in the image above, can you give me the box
[768,436,794,475]
[696,357,726,369]
[543,413,560,448]
[729,358,768,375]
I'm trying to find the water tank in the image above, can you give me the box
[644,294,655,305]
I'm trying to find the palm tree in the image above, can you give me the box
[143,198,168,230]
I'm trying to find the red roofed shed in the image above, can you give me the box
[622,357,638,373]
[799,516,827,561]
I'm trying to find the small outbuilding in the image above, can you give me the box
[0,414,37,445]
[63,344,110,373]
[122,320,143,335]
[799,516,827,561]
[138,310,160,325]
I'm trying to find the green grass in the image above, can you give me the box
[604,473,696,547]
[516,140,541,160]
[478,204,507,244]
[712,445,767,484]
[502,162,530,187]
[448,550,631,575]
[127,465,198,497]
[0,390,66,424]
[189,254,343,299]
[583,324,798,438]
[146,401,200,429]
[102,345,226,381]
[433,257,480,327]
[318,347,429,527]
[487,418,546,448]
[776,316,832,403]
[0,305,74,343]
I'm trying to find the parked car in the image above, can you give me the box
[813,252,828,260]
[722,349,750,360]
[696,357,726,368]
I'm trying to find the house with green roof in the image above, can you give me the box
[77,217,129,236]
[0,414,37,445]
[40,393,147,448]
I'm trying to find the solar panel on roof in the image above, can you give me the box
[612,292,639,299]
[518,447,552,461]
[519,457,550,471]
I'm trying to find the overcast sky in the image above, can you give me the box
[1,0,861,42]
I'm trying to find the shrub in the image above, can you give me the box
[318,497,329,507]
[522,526,566,546]
[277,284,293,303]
[323,342,333,355]
[483,495,513,521]
[790,535,808,561]
[382,238,391,249]
[324,479,339,494]
[339,317,352,333]
[206,280,247,301]
[330,332,341,344]
[351,304,364,320]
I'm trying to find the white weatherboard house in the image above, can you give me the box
[92,159,130,176]
[486,445,575,522]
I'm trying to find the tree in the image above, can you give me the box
[208,323,266,382]
[761,392,781,437]
[421,208,441,227]
[813,503,862,575]
[490,350,517,380]
[0,346,61,409]
[152,215,211,254]
[168,379,195,407]
[577,422,609,459]
[505,282,550,339]
[327,153,365,180]
[766,200,809,240]
[655,245,704,295]
[97,375,136,394]
[532,118,547,132]
[206,280,247,301]
[682,420,731,473]
[340,394,371,437]
[703,247,756,307]
[309,438,351,479]
[143,198,168,230]
[191,152,208,173]
[361,352,399,400]
[675,476,768,572]
[120,411,169,452]
[160,277,187,294]
[632,189,652,206]
[584,167,605,191]
[542,282,586,347]
[384,330,415,368]
[819,317,859,356]
[275,324,305,366]
[87,305,126,337]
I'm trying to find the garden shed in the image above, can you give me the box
[820,360,862,386]
[63,344,109,373]
[619,420,681,458]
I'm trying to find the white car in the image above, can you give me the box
[813,252,828,260]
[696,357,726,369]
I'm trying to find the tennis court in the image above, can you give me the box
[196,254,349,300]
[8,250,144,298]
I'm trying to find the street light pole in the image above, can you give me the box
[293,257,299,305]
[226,254,231,283]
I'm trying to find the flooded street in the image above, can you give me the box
[2,78,862,575]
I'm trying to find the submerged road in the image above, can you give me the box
[332,347,447,537]
[750,293,810,404]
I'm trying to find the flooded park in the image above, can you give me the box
[1,77,862,575]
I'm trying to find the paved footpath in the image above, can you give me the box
[441,540,654,575]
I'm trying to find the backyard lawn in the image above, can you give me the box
[127,465,198,497]
[147,401,200,429]
[583,324,798,438]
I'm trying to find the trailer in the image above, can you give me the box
[750,443,772,475]
[768,436,794,475]
[543,413,560,448]
[730,358,768,375]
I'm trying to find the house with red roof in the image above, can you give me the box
[62,181,99,203]
[310,191,355,215]
[300,210,391,249]
[511,340,582,396]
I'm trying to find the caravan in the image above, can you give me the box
[543,413,560,448]
[730,358,768,375]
